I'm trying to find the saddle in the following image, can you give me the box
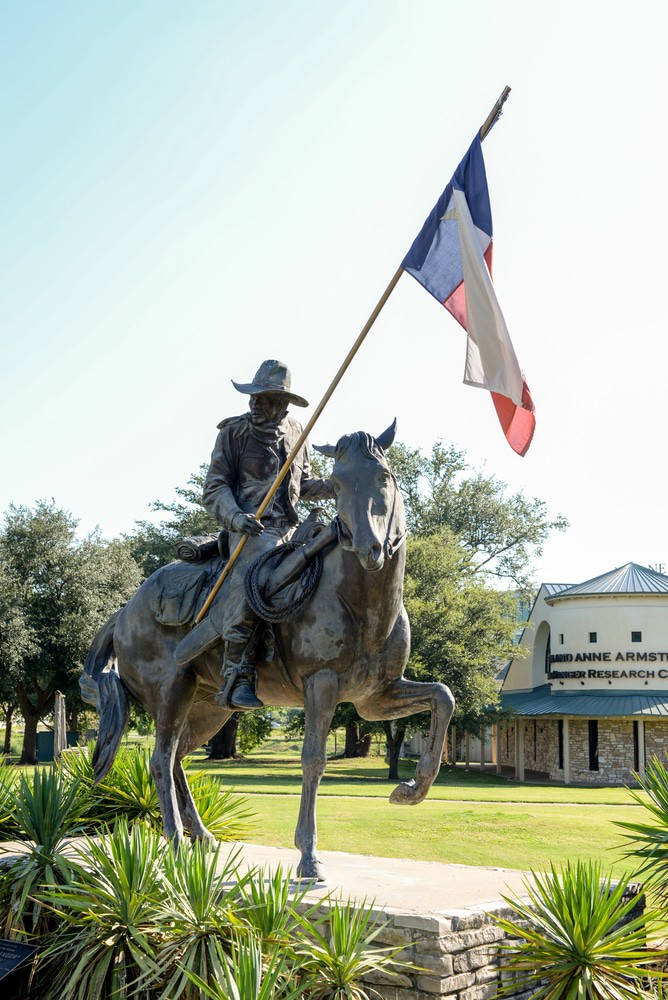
[154,512,336,661]
[147,557,226,627]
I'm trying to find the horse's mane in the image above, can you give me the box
[334,431,388,466]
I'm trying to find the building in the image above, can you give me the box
[498,563,668,784]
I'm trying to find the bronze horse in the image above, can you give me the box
[81,422,454,880]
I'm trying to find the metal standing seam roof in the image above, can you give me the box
[545,562,668,602]
[502,685,668,718]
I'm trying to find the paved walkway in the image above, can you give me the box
[235,842,528,914]
[0,836,529,915]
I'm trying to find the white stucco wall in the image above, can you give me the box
[504,589,668,694]
[546,595,668,691]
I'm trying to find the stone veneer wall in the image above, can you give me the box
[645,721,668,762]
[306,884,644,1000]
[498,717,668,786]
[322,899,528,1000]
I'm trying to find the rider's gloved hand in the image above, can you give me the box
[231,512,264,536]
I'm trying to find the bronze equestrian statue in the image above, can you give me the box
[81,362,455,880]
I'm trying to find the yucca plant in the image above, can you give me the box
[292,898,406,1000]
[494,860,665,999]
[96,747,161,826]
[37,817,166,1000]
[181,936,309,1000]
[0,758,19,839]
[617,756,668,901]
[151,843,254,1000]
[235,864,320,945]
[188,771,256,842]
[6,768,85,935]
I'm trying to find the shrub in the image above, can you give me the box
[293,898,406,1000]
[58,743,255,841]
[38,817,166,999]
[5,768,85,935]
[151,843,252,999]
[493,860,665,999]
[617,756,668,901]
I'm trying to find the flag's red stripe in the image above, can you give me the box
[491,381,536,457]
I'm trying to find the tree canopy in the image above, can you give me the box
[0,501,142,762]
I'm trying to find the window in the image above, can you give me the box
[559,634,564,644]
[557,720,564,770]
[633,721,639,772]
[589,632,597,643]
[632,631,642,643]
[588,720,599,771]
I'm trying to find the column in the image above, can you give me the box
[451,725,457,766]
[465,731,471,770]
[479,725,486,770]
[563,717,571,785]
[515,721,525,782]
[495,724,502,774]
[638,719,646,779]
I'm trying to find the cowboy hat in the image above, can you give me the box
[232,359,308,407]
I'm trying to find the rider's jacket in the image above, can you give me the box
[202,412,333,531]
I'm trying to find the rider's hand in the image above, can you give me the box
[231,512,264,537]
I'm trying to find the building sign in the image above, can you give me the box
[548,651,668,682]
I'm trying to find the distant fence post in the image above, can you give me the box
[54,691,67,760]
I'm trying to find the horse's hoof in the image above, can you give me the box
[191,830,219,851]
[296,856,326,882]
[389,778,427,805]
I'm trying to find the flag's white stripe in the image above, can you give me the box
[446,188,524,406]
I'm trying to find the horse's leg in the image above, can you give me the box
[295,669,339,881]
[150,671,197,844]
[356,677,454,806]
[174,701,233,846]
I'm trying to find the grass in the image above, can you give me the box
[1,730,649,876]
[190,748,643,806]
[237,794,639,876]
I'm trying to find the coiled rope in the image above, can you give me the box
[244,540,324,622]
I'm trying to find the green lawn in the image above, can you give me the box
[189,749,643,806]
[236,793,638,877]
[3,730,648,876]
[186,746,645,875]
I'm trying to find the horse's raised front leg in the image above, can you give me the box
[150,670,197,845]
[174,701,234,847]
[356,677,454,806]
[295,669,339,881]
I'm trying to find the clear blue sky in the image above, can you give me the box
[2,1,667,586]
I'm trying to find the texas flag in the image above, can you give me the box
[402,134,535,456]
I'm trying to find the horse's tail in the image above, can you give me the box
[79,611,129,782]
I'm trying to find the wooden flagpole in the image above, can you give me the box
[195,85,511,625]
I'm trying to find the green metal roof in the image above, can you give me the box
[501,684,668,717]
[546,562,668,602]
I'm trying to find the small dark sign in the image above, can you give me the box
[0,939,37,981]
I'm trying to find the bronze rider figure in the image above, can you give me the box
[201,360,334,710]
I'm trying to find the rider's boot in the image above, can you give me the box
[216,640,263,710]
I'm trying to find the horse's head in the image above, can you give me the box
[314,419,405,572]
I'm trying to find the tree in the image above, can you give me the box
[0,502,142,763]
[388,441,567,595]
[0,558,36,755]
[206,710,273,759]
[128,465,219,578]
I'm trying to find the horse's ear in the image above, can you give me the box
[313,443,337,458]
[375,418,397,452]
